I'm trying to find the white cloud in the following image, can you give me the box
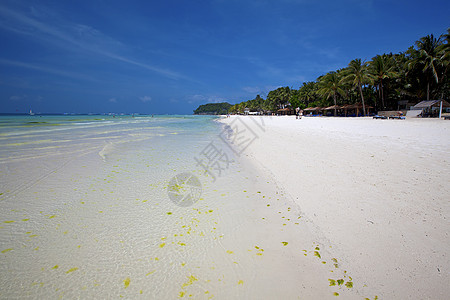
[0,5,186,80]
[241,85,280,98]
[288,75,307,84]
[187,94,207,103]
[109,97,117,103]
[0,58,99,82]
[10,95,27,101]
[242,86,262,94]
[186,94,226,104]
[139,96,152,103]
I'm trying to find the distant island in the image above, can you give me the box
[193,102,232,115]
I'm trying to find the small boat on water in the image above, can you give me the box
[29,109,34,116]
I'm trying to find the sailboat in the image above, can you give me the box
[29,109,34,116]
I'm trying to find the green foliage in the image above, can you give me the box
[267,87,292,109]
[342,59,373,115]
[225,28,449,113]
[317,71,346,115]
[369,54,398,109]
[193,102,232,115]
[412,34,445,100]
[289,89,302,109]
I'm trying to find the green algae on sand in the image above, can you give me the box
[123,277,130,288]
[65,267,79,274]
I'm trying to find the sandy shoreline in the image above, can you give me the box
[0,116,363,299]
[1,115,448,299]
[220,115,450,299]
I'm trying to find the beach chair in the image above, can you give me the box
[388,115,405,120]
[441,113,450,120]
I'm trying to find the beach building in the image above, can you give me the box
[277,107,294,115]
[304,103,374,117]
[303,106,323,116]
[409,100,450,118]
[323,105,341,116]
[342,103,373,117]
[244,107,263,115]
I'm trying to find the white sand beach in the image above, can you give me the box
[220,115,450,299]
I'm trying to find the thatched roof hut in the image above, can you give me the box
[341,103,373,116]
[413,100,450,109]
[304,107,323,111]
[323,105,341,116]
[324,105,341,110]
[277,107,293,115]
[346,103,373,109]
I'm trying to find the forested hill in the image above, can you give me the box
[193,102,232,115]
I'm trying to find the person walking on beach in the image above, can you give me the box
[296,107,302,119]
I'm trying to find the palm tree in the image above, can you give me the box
[317,71,345,116]
[280,87,291,108]
[266,86,291,110]
[369,54,397,109]
[437,29,450,98]
[439,28,450,61]
[299,82,318,107]
[343,59,373,116]
[413,34,444,100]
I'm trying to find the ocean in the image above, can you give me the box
[0,114,323,299]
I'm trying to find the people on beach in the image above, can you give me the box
[296,107,303,119]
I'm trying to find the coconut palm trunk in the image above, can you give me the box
[358,83,366,116]
[369,54,396,110]
[333,93,337,116]
[317,71,345,117]
[344,59,373,117]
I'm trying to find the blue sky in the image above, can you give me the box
[0,0,449,114]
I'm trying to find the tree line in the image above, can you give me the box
[193,102,232,115]
[228,29,450,116]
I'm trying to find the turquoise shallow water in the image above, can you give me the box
[0,114,220,164]
[0,115,349,299]
[0,114,218,142]
[0,114,237,221]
